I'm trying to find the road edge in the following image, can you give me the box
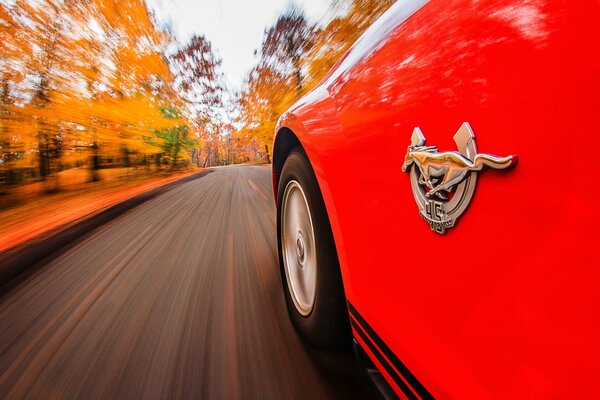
[0,169,213,288]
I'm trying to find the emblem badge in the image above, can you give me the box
[402,122,516,234]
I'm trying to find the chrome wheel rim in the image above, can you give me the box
[281,180,317,316]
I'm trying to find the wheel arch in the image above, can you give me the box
[272,127,302,205]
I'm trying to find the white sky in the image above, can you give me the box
[147,0,329,90]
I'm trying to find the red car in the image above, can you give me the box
[272,0,599,398]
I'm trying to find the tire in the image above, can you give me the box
[277,147,349,349]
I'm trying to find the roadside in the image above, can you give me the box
[0,167,204,253]
[0,168,213,288]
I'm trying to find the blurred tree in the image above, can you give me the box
[237,7,315,155]
[171,35,224,125]
[260,7,316,93]
[16,0,79,191]
[238,66,294,148]
[236,0,395,156]
[0,0,195,194]
[0,3,30,190]
[170,34,228,167]
[0,75,22,191]
[96,0,181,169]
[155,107,195,167]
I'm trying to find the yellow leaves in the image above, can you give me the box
[133,53,172,80]
[56,93,182,156]
[238,63,301,148]
[0,0,195,177]
[237,0,397,152]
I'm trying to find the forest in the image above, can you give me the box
[0,0,393,194]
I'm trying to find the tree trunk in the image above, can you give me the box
[122,145,130,168]
[38,132,49,180]
[90,141,101,182]
[265,144,271,164]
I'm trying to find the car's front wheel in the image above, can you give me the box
[277,147,349,349]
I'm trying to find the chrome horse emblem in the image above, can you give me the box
[402,123,516,234]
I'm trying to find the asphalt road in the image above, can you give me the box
[0,165,374,399]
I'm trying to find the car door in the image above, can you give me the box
[325,0,600,397]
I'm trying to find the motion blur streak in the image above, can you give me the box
[0,0,261,196]
[237,0,395,153]
[0,0,391,194]
[0,166,373,399]
[0,0,195,190]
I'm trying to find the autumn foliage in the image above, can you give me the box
[236,0,396,153]
[0,0,396,194]
[0,0,225,193]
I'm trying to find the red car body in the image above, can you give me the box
[273,0,600,398]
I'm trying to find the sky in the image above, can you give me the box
[147,0,330,90]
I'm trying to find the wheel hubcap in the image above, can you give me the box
[296,233,305,265]
[281,180,317,316]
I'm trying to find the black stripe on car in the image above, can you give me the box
[348,301,434,400]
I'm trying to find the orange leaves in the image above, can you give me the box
[0,0,194,182]
[236,8,315,149]
[236,0,396,151]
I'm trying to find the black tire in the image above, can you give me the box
[277,147,349,349]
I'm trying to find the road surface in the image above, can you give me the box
[0,165,374,399]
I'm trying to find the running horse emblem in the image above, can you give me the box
[402,123,517,234]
